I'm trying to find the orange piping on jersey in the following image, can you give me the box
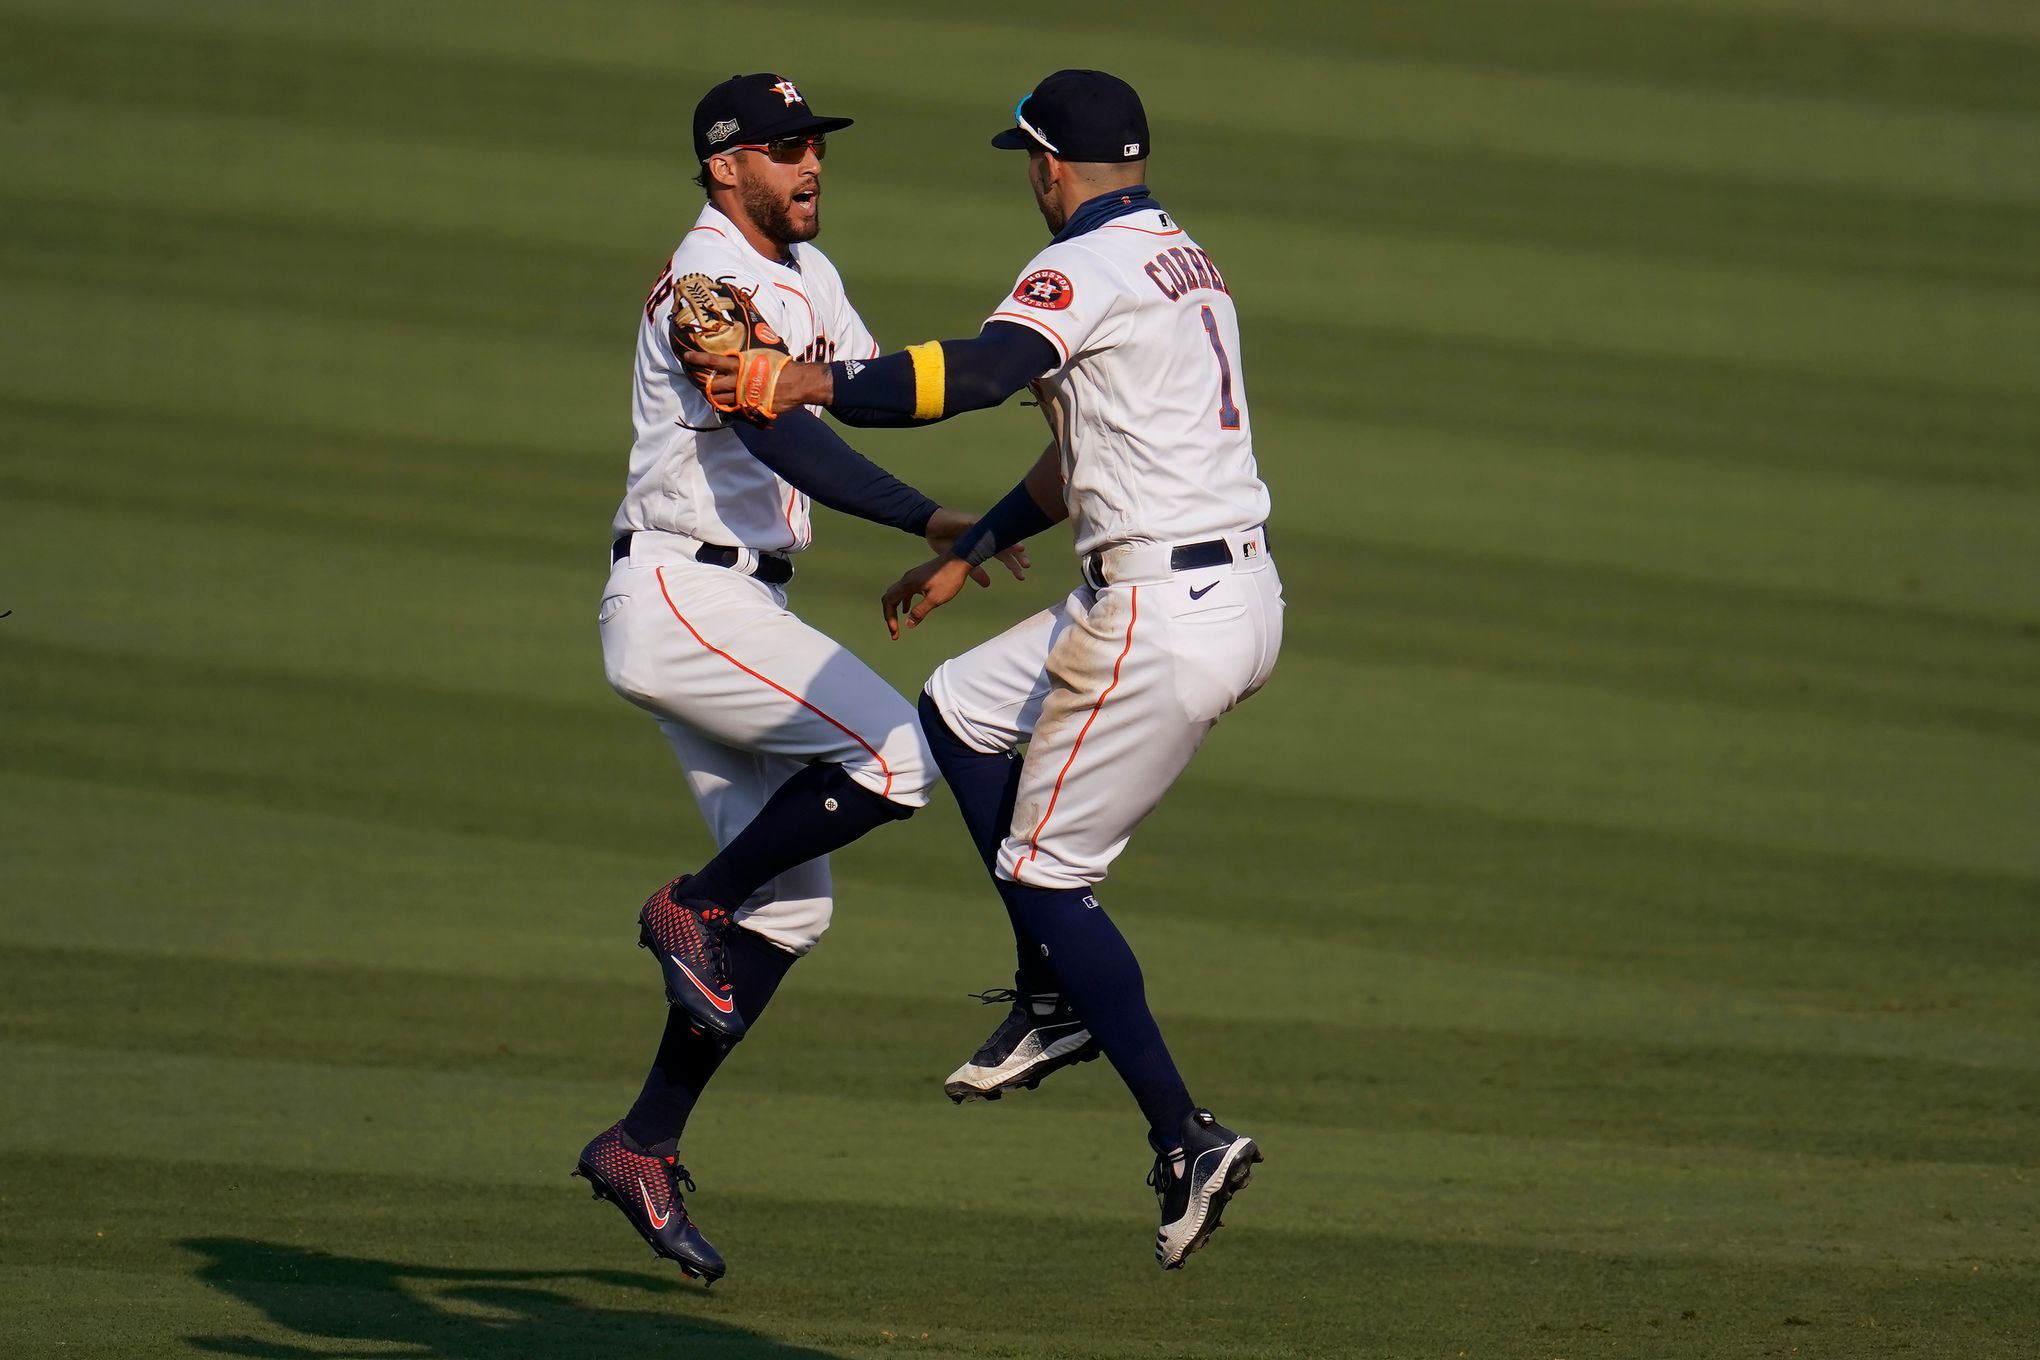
[655,566,894,797]
[988,311,1070,364]
[773,282,815,334]
[688,226,727,238]
[1102,223,1184,237]
[783,485,802,547]
[1021,586,1138,876]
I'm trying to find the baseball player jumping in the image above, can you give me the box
[576,73,1025,1283]
[687,70,1282,1269]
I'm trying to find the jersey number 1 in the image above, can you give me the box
[1199,305,1241,431]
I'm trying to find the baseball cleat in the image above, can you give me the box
[943,982,1101,1103]
[638,875,746,1041]
[1149,1107,1262,1269]
[574,1123,726,1283]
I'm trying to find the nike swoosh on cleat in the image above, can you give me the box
[637,1178,671,1230]
[1188,582,1218,600]
[670,955,736,1013]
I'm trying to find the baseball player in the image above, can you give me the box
[575,73,1026,1284]
[686,70,1281,1269]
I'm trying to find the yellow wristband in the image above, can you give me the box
[907,341,946,421]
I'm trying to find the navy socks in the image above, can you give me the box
[917,692,1056,996]
[919,690,1196,1144]
[997,880,1197,1142]
[684,762,912,913]
[622,925,800,1151]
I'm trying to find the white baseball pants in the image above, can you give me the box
[926,529,1283,890]
[599,531,935,954]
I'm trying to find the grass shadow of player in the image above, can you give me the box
[181,1237,840,1360]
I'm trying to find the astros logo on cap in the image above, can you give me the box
[771,80,803,106]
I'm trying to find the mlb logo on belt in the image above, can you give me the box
[1014,269,1074,310]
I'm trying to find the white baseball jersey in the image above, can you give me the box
[926,203,1284,892]
[616,203,883,552]
[984,206,1271,556]
[600,204,930,954]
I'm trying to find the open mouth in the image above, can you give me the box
[791,185,819,210]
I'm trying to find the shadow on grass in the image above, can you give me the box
[180,1237,841,1359]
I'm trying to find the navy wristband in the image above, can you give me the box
[951,477,1057,567]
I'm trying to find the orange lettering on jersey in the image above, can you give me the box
[644,262,675,322]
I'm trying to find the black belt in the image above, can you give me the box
[612,532,795,584]
[1084,537,1233,589]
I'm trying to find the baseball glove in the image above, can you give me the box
[669,273,791,423]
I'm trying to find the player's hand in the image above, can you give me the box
[881,555,976,639]
[923,508,1032,584]
[680,350,828,417]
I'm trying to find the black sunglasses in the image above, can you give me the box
[726,134,827,164]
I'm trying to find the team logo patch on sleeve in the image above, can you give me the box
[1014,269,1075,310]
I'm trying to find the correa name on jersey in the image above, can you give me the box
[1141,246,1229,301]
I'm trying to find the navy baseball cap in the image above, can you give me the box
[992,70,1149,162]
[692,73,854,161]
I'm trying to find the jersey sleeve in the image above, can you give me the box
[982,242,1126,369]
[831,290,881,362]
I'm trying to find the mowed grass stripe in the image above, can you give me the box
[6,436,2034,745]
[6,761,2033,1055]
[9,167,2037,399]
[8,1051,2037,1271]
[5,777,2035,1097]
[8,192,2038,491]
[9,377,2036,674]
[11,102,2040,295]
[7,613,2036,883]
[17,1160,2032,1360]
[9,0,2040,143]
[10,21,2040,224]
[8,944,2034,1164]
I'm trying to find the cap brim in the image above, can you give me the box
[989,127,1035,151]
[754,111,856,142]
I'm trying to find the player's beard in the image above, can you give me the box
[743,175,821,246]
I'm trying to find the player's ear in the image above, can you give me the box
[1028,152,1055,196]
[707,153,742,192]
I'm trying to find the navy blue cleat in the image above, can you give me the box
[943,981,1101,1103]
[574,1123,727,1284]
[1149,1107,1262,1269]
[637,875,746,1041]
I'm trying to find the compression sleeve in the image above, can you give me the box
[826,322,1058,424]
[949,477,1059,567]
[730,409,939,535]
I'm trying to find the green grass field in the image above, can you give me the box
[4,1,2038,1355]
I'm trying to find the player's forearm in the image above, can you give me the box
[821,324,1058,424]
[949,443,1067,567]
[1020,440,1066,521]
[729,409,939,535]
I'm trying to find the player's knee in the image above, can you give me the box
[865,721,937,812]
[994,842,1100,893]
[920,674,1012,758]
[815,761,917,823]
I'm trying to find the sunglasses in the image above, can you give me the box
[725,134,827,164]
[1013,96,1058,154]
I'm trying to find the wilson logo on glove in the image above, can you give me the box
[670,273,791,423]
